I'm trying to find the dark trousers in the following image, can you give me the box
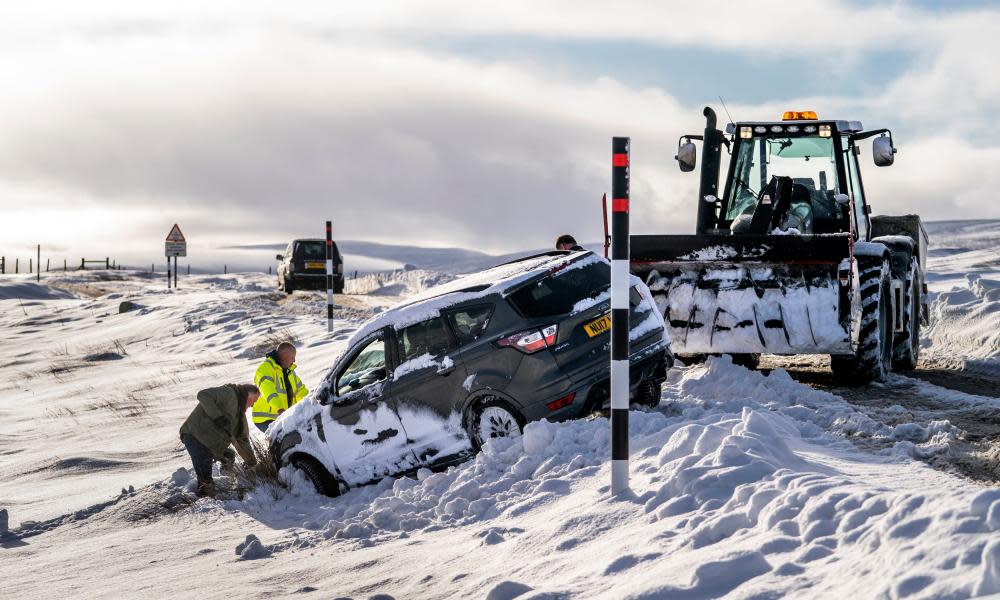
[181,433,214,483]
[255,421,271,435]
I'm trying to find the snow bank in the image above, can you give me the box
[0,281,76,300]
[236,358,1000,598]
[924,274,1000,375]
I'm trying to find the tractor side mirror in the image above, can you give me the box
[834,193,850,206]
[675,141,697,173]
[275,254,283,261]
[873,136,896,167]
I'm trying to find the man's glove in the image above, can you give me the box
[221,448,236,466]
[213,416,231,431]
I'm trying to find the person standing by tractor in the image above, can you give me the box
[179,383,260,497]
[252,342,308,433]
[555,234,584,251]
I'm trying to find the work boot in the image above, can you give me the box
[195,479,216,498]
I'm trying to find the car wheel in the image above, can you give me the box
[467,397,525,451]
[284,278,294,295]
[290,454,341,497]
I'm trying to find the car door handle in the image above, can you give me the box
[437,363,456,376]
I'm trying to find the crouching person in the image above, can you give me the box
[179,383,260,497]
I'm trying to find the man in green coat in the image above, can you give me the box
[180,383,260,497]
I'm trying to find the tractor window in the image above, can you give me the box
[725,135,842,228]
[844,141,870,240]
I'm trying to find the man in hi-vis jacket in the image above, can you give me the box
[252,342,308,433]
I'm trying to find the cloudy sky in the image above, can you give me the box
[2,1,998,264]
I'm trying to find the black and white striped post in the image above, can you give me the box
[610,136,631,495]
[325,220,335,333]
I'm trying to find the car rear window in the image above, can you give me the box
[446,305,494,344]
[507,260,610,318]
[296,242,339,261]
[399,317,451,361]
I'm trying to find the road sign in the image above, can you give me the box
[165,224,187,257]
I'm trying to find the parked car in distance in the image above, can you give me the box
[277,239,344,294]
[268,250,673,496]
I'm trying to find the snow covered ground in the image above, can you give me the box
[3,222,1000,599]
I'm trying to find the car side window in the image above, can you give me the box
[336,336,388,396]
[399,317,451,361]
[446,305,494,345]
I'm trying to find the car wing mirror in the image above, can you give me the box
[276,254,283,261]
[873,136,896,167]
[675,140,697,173]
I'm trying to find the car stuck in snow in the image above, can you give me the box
[267,250,673,496]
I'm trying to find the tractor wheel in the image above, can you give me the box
[634,378,662,407]
[831,256,892,384]
[892,257,920,371]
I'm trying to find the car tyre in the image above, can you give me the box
[291,454,341,497]
[466,396,525,451]
[831,256,892,384]
[284,278,294,295]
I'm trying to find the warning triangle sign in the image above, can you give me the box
[165,224,186,242]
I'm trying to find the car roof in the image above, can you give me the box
[347,250,597,343]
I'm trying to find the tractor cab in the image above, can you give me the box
[675,111,897,242]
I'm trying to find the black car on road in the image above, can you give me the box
[269,250,673,496]
[277,239,344,294]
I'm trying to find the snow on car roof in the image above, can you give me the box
[346,250,598,344]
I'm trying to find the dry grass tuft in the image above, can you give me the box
[87,390,151,419]
[245,328,300,359]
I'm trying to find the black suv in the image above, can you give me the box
[276,239,344,294]
[269,251,673,496]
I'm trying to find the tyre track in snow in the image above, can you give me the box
[763,355,1000,484]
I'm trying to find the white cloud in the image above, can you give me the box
[0,1,997,260]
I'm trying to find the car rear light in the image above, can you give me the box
[546,392,575,411]
[497,324,558,354]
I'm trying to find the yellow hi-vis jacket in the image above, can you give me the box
[252,355,308,424]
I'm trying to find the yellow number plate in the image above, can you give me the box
[305,261,325,270]
[584,314,611,337]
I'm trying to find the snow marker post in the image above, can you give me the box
[611,136,631,496]
[326,220,334,334]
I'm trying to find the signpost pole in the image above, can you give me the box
[326,220,334,333]
[610,136,631,496]
[173,256,178,289]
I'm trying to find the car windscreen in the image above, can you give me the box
[296,241,339,261]
[507,260,610,318]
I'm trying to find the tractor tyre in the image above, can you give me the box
[831,256,892,384]
[892,257,921,372]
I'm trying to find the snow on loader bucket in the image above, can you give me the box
[630,233,857,355]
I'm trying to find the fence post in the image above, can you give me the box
[105,257,109,270]
[1,256,4,275]
[224,265,227,275]
[29,258,33,274]
[16,258,19,273]
[326,220,335,333]
[610,136,631,496]
[37,245,41,282]
[64,259,67,272]
[80,258,85,270]
[46,258,50,272]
